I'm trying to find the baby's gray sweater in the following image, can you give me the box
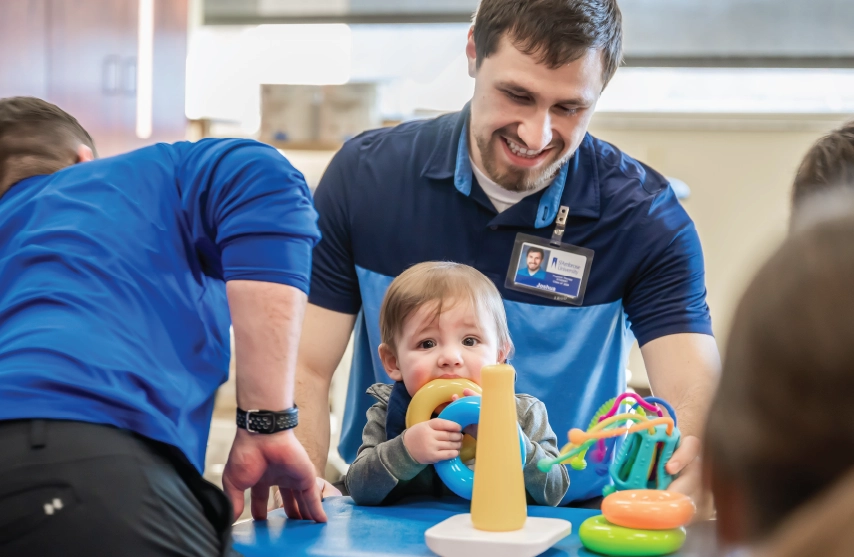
[345,383,570,506]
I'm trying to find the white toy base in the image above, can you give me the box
[424,514,572,557]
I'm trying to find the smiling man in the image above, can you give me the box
[296,0,720,508]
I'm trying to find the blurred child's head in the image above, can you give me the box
[378,261,513,396]
[705,202,854,547]
[754,468,854,557]
[791,121,854,211]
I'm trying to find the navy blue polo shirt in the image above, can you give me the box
[0,139,319,472]
[311,105,712,502]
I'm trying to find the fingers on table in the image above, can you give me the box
[221,474,245,521]
[250,484,270,521]
[280,488,302,520]
[289,487,327,523]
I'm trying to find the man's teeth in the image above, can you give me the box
[504,137,544,158]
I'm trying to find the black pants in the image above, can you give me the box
[0,419,240,557]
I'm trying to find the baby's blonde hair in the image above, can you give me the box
[379,261,513,356]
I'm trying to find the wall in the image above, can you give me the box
[588,112,849,384]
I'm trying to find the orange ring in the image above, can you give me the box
[602,489,696,530]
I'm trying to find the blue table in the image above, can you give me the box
[232,496,719,557]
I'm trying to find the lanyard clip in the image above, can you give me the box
[550,205,570,247]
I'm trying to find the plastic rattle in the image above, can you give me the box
[433,395,526,500]
[407,378,481,461]
[537,393,681,495]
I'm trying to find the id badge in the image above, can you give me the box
[505,232,594,306]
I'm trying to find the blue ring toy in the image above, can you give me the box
[434,396,527,500]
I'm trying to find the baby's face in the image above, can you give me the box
[394,299,504,396]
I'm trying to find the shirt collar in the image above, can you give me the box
[421,103,601,224]
[420,103,470,182]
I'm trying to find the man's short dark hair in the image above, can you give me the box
[0,96,95,197]
[527,247,545,258]
[792,122,854,208]
[472,0,623,88]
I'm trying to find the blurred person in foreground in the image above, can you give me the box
[706,190,854,557]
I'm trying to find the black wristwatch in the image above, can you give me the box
[236,406,298,434]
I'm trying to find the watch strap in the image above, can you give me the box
[236,406,298,434]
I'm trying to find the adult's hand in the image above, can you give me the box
[665,435,712,519]
[642,333,720,521]
[271,478,342,511]
[222,429,327,523]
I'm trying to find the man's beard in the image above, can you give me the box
[475,130,570,193]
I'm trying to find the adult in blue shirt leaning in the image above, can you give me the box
[295,0,720,510]
[0,97,327,556]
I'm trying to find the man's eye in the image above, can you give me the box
[505,91,528,103]
[462,338,478,347]
[556,105,579,115]
[419,340,435,349]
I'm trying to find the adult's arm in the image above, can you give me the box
[642,332,720,513]
[222,281,326,523]
[295,137,365,475]
[617,182,721,515]
[169,139,324,521]
[294,304,356,475]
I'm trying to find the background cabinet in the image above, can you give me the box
[0,0,48,99]
[0,0,188,156]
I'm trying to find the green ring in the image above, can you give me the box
[579,515,686,556]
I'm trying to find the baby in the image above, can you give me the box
[345,261,569,506]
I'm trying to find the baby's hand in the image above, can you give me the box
[403,418,463,464]
[450,389,481,438]
[450,388,480,402]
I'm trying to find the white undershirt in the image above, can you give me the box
[470,158,551,213]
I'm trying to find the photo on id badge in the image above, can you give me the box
[511,242,589,302]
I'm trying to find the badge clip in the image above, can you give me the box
[550,205,570,247]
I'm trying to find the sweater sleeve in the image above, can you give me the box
[345,401,426,505]
[517,396,570,506]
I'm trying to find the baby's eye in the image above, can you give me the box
[419,340,436,349]
[462,337,478,347]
